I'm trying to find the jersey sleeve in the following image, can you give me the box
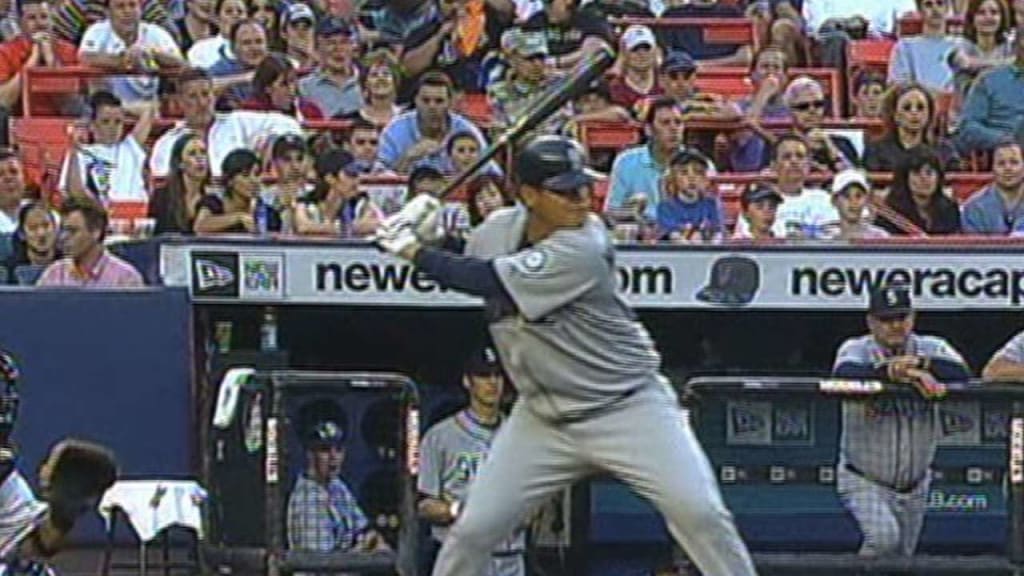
[78,23,105,55]
[994,331,1024,364]
[492,232,605,321]
[833,338,869,372]
[417,427,443,498]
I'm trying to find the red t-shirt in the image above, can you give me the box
[608,74,662,109]
[0,36,79,83]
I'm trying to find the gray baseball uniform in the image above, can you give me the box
[430,206,756,576]
[419,410,525,576]
[992,330,1024,364]
[833,333,968,556]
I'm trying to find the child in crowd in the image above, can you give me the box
[656,149,724,243]
[732,183,782,240]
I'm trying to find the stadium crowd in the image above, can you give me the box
[0,0,1022,285]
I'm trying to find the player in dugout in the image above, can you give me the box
[832,284,971,557]
[418,345,526,576]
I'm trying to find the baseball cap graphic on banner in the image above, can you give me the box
[697,256,760,306]
[869,284,913,319]
[515,135,602,193]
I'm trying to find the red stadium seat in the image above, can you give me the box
[578,121,643,151]
[11,117,73,198]
[455,93,494,126]
[610,17,759,53]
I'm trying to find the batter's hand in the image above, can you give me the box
[375,218,421,261]
[389,194,444,244]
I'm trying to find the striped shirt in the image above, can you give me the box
[286,475,369,553]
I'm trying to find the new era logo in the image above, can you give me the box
[196,260,235,290]
[191,252,239,298]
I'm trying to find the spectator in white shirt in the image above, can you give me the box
[804,0,917,67]
[78,0,185,104]
[187,0,247,69]
[149,67,303,178]
[60,90,155,202]
[734,134,838,239]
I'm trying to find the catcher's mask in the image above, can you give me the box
[0,350,20,439]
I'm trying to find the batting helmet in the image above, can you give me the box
[515,135,598,193]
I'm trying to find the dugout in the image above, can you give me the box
[154,237,1024,574]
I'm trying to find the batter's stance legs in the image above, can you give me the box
[431,402,586,576]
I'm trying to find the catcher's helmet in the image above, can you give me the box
[515,135,599,193]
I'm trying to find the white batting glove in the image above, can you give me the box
[375,218,421,260]
[390,194,444,244]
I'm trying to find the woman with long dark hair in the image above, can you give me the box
[193,148,262,234]
[876,146,961,235]
[5,202,59,273]
[149,133,211,235]
[863,83,958,172]
[294,148,381,237]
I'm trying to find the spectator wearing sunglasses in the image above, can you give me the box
[864,83,958,172]
[344,119,391,175]
[888,0,969,92]
[785,76,859,172]
[488,30,569,133]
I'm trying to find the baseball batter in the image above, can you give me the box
[832,285,971,557]
[376,135,756,576]
[418,346,525,576]
[0,350,118,575]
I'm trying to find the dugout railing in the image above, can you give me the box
[675,376,1024,575]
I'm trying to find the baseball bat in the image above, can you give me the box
[438,46,617,200]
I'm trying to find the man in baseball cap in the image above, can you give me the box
[298,16,362,117]
[733,184,782,240]
[287,405,390,555]
[418,345,523,574]
[826,169,889,240]
[833,286,969,557]
[610,25,660,108]
[283,2,317,69]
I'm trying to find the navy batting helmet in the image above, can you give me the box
[515,135,598,193]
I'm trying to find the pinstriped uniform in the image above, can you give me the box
[833,333,968,556]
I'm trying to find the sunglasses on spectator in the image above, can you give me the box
[353,137,378,146]
[921,0,945,8]
[791,100,826,111]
